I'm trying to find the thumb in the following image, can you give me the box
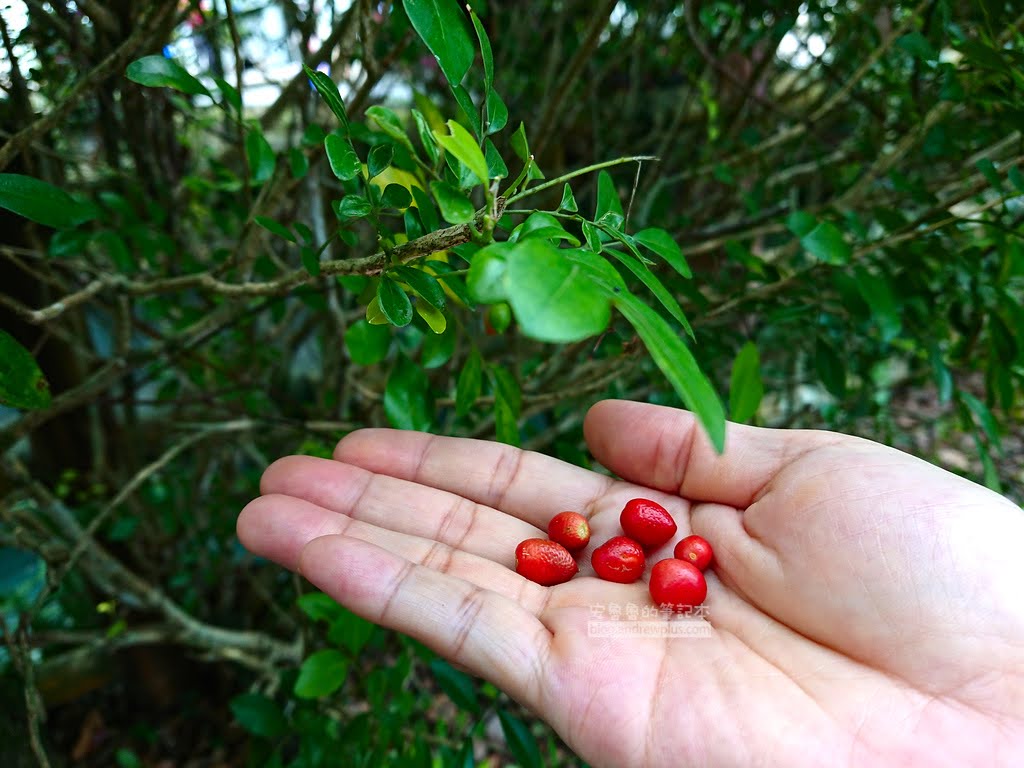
[583,399,838,507]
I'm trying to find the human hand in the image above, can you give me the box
[237,400,1024,767]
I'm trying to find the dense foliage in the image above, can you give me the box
[1,0,1022,765]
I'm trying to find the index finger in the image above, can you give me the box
[333,430,617,529]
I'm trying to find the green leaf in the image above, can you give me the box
[430,659,480,713]
[366,105,415,153]
[246,129,275,183]
[0,174,97,230]
[366,295,389,324]
[420,320,454,361]
[853,267,902,342]
[468,7,493,92]
[289,148,309,179]
[254,216,295,243]
[450,84,482,138]
[494,386,519,446]
[394,266,446,310]
[300,246,321,276]
[595,170,624,221]
[930,348,953,404]
[484,139,508,180]
[456,348,482,417]
[1008,165,1024,194]
[405,0,474,87]
[381,183,413,209]
[434,120,489,186]
[602,230,693,338]
[486,88,508,135]
[467,242,512,303]
[729,341,763,423]
[325,134,362,181]
[897,31,938,62]
[297,591,343,623]
[303,65,349,131]
[345,319,391,365]
[327,609,376,655]
[972,433,1002,493]
[510,122,530,162]
[412,109,440,164]
[294,649,349,699]
[377,277,414,327]
[614,293,726,452]
[0,330,52,410]
[412,186,440,232]
[787,214,850,264]
[633,227,692,279]
[505,240,612,343]
[415,302,447,334]
[975,158,1004,192]
[498,710,542,768]
[126,55,208,95]
[384,356,433,431]
[815,337,846,398]
[558,183,578,213]
[490,364,521,415]
[335,194,372,221]
[511,212,579,246]
[230,693,287,740]
[214,77,242,112]
[582,220,602,252]
[961,391,1002,452]
[430,181,475,224]
[368,144,395,179]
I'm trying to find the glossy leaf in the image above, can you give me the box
[633,227,692,279]
[303,65,349,131]
[412,109,440,164]
[510,122,530,162]
[595,170,624,221]
[0,329,52,410]
[430,181,475,224]
[300,246,321,276]
[505,240,611,343]
[0,173,96,230]
[246,130,275,183]
[558,183,578,213]
[394,266,446,310]
[345,319,391,365]
[614,293,726,453]
[294,649,349,699]
[230,694,287,739]
[434,120,489,186]
[484,139,508,180]
[405,0,475,87]
[384,356,433,431]
[325,134,362,180]
[327,609,376,655]
[415,302,447,334]
[126,55,208,95]
[366,106,415,153]
[498,710,542,768]
[377,277,413,327]
[335,195,372,220]
[456,348,482,417]
[430,659,479,713]
[368,144,394,179]
[254,216,295,243]
[381,183,413,209]
[450,84,482,138]
[486,88,508,134]
[729,341,763,423]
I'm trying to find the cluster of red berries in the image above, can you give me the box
[514,499,714,612]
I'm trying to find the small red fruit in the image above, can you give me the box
[515,539,578,586]
[649,559,707,612]
[620,498,677,549]
[673,535,714,571]
[547,511,591,552]
[591,536,646,583]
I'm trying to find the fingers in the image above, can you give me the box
[238,493,549,612]
[298,535,550,708]
[258,455,542,567]
[583,400,843,507]
[333,429,616,528]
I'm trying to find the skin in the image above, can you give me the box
[237,399,1024,767]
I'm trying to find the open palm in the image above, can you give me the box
[238,400,1024,767]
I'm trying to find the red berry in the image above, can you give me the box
[515,539,578,586]
[620,498,677,549]
[547,511,591,552]
[673,535,714,571]
[649,559,707,612]
[591,536,645,583]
